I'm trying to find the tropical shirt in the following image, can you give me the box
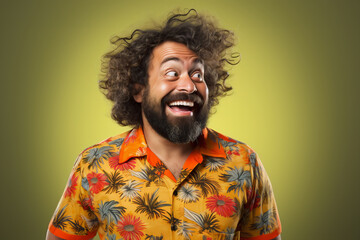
[49,127,281,240]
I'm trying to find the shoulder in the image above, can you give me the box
[207,128,257,162]
[72,129,132,169]
[83,130,130,153]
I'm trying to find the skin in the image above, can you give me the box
[46,41,281,240]
[134,41,208,179]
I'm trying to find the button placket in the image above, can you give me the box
[170,184,181,238]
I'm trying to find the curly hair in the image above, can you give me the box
[99,9,239,127]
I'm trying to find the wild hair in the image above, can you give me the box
[99,9,239,126]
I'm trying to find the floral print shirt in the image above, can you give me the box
[49,127,281,240]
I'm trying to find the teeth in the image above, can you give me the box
[168,101,194,107]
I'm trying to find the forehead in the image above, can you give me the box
[150,41,199,65]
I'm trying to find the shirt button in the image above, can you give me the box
[173,190,178,196]
[171,224,177,231]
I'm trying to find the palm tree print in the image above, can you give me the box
[178,184,200,203]
[75,164,81,174]
[154,162,167,177]
[176,220,195,240]
[105,233,117,240]
[163,212,181,231]
[250,208,277,235]
[204,156,228,172]
[184,208,220,233]
[52,205,72,230]
[102,170,125,194]
[262,187,272,204]
[145,234,164,240]
[81,215,98,229]
[81,177,90,191]
[131,166,150,181]
[224,227,236,240]
[179,168,191,181]
[108,138,124,147]
[50,128,281,238]
[220,166,251,194]
[249,152,257,167]
[98,200,125,225]
[83,145,115,171]
[217,137,239,152]
[188,171,220,197]
[249,152,262,181]
[120,180,142,200]
[233,197,242,217]
[69,219,89,235]
[133,189,170,219]
[131,165,164,186]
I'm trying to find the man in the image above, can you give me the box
[47,10,281,240]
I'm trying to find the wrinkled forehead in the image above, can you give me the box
[149,41,203,67]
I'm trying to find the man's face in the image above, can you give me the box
[140,41,209,143]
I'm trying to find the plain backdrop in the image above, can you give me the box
[1,0,359,239]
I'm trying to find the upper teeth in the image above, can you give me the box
[169,101,194,107]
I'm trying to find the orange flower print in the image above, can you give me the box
[124,129,138,144]
[109,156,136,171]
[135,147,147,156]
[77,196,94,211]
[87,172,108,194]
[245,189,261,211]
[119,159,137,171]
[227,150,240,156]
[117,214,146,240]
[64,174,78,198]
[206,195,236,217]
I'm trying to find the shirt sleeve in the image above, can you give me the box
[48,154,99,240]
[239,151,281,240]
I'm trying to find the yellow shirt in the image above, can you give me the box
[49,127,281,240]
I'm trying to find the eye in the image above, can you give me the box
[191,72,203,81]
[165,71,178,77]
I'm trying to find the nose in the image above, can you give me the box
[177,74,197,93]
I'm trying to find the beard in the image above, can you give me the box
[142,89,209,144]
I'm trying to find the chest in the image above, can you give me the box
[89,160,249,240]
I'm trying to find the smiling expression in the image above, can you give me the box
[147,41,208,117]
[137,41,210,143]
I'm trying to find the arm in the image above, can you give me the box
[238,150,282,240]
[47,153,98,240]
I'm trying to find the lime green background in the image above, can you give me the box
[1,0,359,239]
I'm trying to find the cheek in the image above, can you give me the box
[152,81,176,95]
[159,83,171,92]
[197,83,209,101]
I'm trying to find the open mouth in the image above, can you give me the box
[167,100,196,115]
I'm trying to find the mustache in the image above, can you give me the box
[162,92,204,106]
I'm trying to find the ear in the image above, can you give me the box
[133,84,145,103]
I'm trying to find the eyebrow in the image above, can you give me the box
[161,57,180,65]
[160,57,204,66]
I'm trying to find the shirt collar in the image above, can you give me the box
[118,126,226,164]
